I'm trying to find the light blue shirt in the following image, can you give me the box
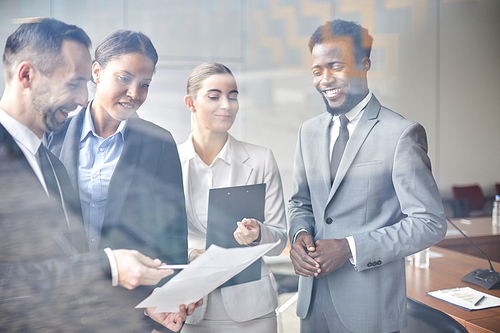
[78,105,127,250]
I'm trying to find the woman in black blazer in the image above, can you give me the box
[46,30,188,279]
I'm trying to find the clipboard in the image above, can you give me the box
[206,183,266,287]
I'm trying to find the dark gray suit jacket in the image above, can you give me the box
[46,108,188,267]
[0,123,152,331]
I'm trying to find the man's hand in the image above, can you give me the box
[234,218,261,245]
[113,249,173,290]
[146,299,204,332]
[309,238,352,278]
[289,232,320,277]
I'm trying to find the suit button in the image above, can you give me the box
[325,217,333,224]
[367,262,372,267]
[377,260,382,265]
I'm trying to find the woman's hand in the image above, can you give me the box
[233,218,261,245]
[189,249,205,262]
[146,299,204,332]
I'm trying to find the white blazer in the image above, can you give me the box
[178,134,287,323]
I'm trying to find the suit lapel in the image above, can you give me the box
[228,135,253,185]
[1,123,89,252]
[59,108,85,193]
[318,114,333,194]
[327,96,381,202]
[0,123,39,183]
[104,115,140,227]
[178,137,209,235]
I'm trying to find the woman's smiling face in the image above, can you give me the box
[191,73,239,134]
[92,52,154,121]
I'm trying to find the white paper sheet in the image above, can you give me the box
[428,286,500,311]
[136,240,281,313]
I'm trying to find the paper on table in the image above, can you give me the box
[428,286,500,311]
[136,240,281,313]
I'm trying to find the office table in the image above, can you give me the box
[436,217,500,262]
[406,246,500,332]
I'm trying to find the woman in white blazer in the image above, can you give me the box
[178,62,287,332]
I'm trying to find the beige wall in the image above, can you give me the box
[1,0,499,201]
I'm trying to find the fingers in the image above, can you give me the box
[164,313,184,332]
[233,219,259,245]
[143,267,173,285]
[296,232,316,252]
[114,250,173,289]
[240,218,259,229]
[290,239,320,277]
[177,304,188,321]
[134,251,161,268]
[189,249,205,262]
[194,298,203,309]
[145,306,156,317]
[310,239,352,278]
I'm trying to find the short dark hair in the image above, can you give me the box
[3,18,91,79]
[94,30,158,72]
[308,19,373,63]
[186,62,233,99]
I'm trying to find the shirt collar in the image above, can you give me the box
[80,101,127,142]
[185,133,232,166]
[0,107,42,155]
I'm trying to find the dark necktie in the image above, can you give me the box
[330,114,349,185]
[38,145,61,201]
[38,144,70,228]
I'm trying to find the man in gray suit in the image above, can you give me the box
[288,20,447,332]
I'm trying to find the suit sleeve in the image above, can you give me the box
[288,124,316,241]
[255,148,287,256]
[352,123,447,272]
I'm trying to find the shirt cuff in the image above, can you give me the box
[293,228,308,243]
[346,236,357,267]
[104,247,119,287]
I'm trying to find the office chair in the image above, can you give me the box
[401,297,468,333]
[452,184,486,217]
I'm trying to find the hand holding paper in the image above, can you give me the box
[146,297,203,332]
[113,249,173,290]
[136,240,281,313]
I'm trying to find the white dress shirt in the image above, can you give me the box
[183,134,232,255]
[0,108,47,195]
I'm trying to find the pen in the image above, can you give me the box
[157,264,188,270]
[474,295,485,306]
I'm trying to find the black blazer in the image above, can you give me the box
[46,108,188,266]
[0,123,152,331]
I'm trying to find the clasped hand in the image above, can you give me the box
[289,232,351,278]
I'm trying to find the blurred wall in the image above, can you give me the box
[1,0,499,201]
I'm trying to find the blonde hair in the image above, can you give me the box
[186,62,233,99]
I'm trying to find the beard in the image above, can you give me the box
[322,92,362,117]
[31,85,68,133]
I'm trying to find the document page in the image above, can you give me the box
[428,286,500,311]
[136,240,281,313]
